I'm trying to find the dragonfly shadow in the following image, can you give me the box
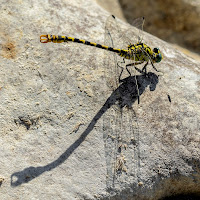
[10,71,158,187]
[115,71,158,108]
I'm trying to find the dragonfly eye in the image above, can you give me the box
[153,47,159,53]
[153,48,162,62]
[155,53,162,63]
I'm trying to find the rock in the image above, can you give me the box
[96,0,125,21]
[119,0,200,54]
[0,0,199,199]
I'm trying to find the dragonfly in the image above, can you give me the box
[40,16,162,90]
[40,15,162,190]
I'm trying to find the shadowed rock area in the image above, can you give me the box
[0,0,199,199]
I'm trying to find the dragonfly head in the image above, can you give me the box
[152,47,162,63]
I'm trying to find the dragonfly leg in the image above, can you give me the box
[150,61,164,75]
[134,66,144,74]
[150,60,159,72]
[141,62,148,74]
[126,65,132,76]
[126,61,144,73]
[119,67,124,83]
[118,58,125,83]
[125,62,143,104]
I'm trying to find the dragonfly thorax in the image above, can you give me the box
[118,43,151,62]
[121,43,163,63]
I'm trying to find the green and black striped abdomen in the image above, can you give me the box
[40,34,127,55]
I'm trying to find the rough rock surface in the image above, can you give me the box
[0,0,199,199]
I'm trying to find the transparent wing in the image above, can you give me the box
[104,15,145,49]
[104,15,123,191]
[131,17,145,43]
[103,15,141,191]
[118,17,145,48]
[104,15,122,92]
[105,15,128,50]
[104,16,145,90]
[103,105,140,190]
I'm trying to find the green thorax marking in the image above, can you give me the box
[119,43,154,62]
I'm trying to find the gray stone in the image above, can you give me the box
[0,0,199,199]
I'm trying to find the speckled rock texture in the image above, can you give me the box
[0,0,199,199]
